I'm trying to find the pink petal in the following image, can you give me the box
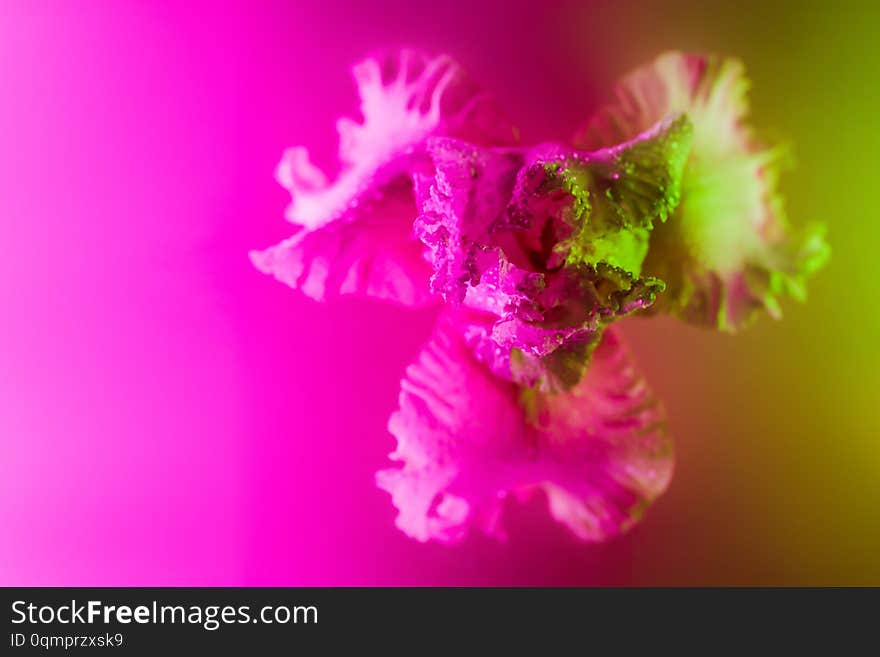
[282,49,517,231]
[376,314,673,544]
[255,49,518,306]
[249,178,435,306]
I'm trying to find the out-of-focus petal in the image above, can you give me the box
[283,49,518,231]
[575,51,828,330]
[255,49,518,306]
[250,179,435,306]
[376,314,673,543]
[575,52,749,157]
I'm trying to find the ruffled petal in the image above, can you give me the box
[575,51,829,330]
[415,117,691,389]
[376,314,673,543]
[283,49,518,231]
[574,52,749,157]
[255,49,518,306]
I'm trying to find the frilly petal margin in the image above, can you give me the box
[376,313,673,543]
[251,49,518,306]
[575,51,829,331]
[283,49,518,231]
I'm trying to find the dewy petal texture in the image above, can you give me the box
[251,49,518,306]
[575,52,828,330]
[376,313,673,543]
[415,116,692,390]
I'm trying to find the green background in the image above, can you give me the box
[562,0,880,583]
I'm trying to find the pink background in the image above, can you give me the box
[3,1,878,585]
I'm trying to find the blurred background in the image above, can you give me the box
[1,0,877,585]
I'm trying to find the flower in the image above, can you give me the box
[574,51,829,330]
[253,49,827,545]
[376,312,673,543]
[250,49,517,307]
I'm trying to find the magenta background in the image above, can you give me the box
[1,0,614,586]
[3,1,877,585]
